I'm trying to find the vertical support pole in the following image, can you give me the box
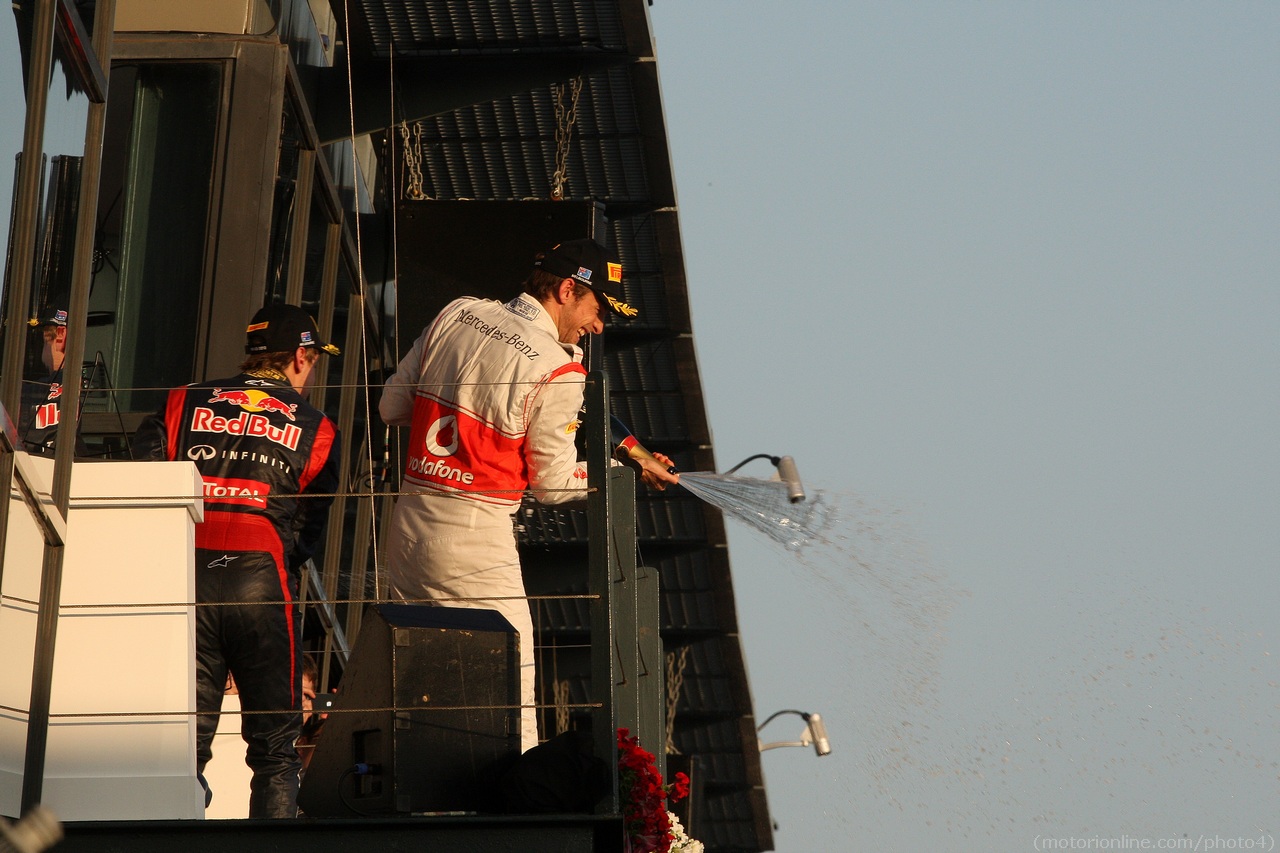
[585,369,618,814]
[0,0,60,603]
[610,466,639,738]
[636,564,665,781]
[21,0,117,813]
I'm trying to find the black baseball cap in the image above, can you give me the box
[245,303,341,356]
[28,307,68,328]
[534,238,636,318]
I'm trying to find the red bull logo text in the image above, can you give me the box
[191,408,302,450]
[208,388,298,421]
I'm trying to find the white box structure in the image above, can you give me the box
[0,457,205,820]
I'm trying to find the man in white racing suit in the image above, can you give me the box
[380,239,678,752]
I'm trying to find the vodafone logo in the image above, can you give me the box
[424,415,459,457]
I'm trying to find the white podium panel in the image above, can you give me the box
[0,458,205,820]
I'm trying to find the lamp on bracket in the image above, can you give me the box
[723,453,806,504]
[757,708,831,757]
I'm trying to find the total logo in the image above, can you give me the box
[201,476,270,509]
[208,388,297,421]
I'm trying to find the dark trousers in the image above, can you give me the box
[194,547,302,818]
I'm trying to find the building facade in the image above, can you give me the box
[0,2,773,849]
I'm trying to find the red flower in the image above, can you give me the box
[669,771,690,802]
[617,729,691,853]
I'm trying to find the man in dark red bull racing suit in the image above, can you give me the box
[132,304,340,818]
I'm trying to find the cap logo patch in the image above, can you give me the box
[53,310,68,324]
[607,262,622,283]
[301,331,314,344]
[605,294,639,318]
[576,266,593,282]
[247,321,269,332]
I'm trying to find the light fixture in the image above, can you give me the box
[757,708,831,757]
[723,454,806,503]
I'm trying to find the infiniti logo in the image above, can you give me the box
[188,444,217,461]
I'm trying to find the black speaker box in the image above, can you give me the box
[297,603,521,816]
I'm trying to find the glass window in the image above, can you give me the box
[1,10,92,455]
[91,62,222,416]
[264,99,303,304]
[0,18,27,303]
[300,173,334,311]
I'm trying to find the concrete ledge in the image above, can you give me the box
[114,0,275,35]
[58,813,626,853]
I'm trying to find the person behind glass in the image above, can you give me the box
[379,238,679,753]
[130,304,341,818]
[296,654,326,776]
[18,306,70,454]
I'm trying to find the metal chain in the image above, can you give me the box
[399,120,427,201]
[664,645,690,755]
[550,76,583,200]
[554,679,571,736]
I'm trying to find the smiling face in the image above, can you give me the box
[556,283,605,345]
[40,325,66,373]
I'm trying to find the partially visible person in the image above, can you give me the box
[131,303,341,818]
[296,654,329,776]
[379,239,678,753]
[18,307,70,454]
[300,655,318,726]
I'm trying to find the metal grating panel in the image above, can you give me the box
[660,589,721,634]
[636,495,707,541]
[535,590,593,633]
[701,791,764,851]
[357,0,625,57]
[517,501,592,543]
[414,69,648,203]
[671,719,754,761]
[605,340,682,393]
[518,495,707,545]
[610,392,689,443]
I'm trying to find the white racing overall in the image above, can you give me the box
[381,293,595,752]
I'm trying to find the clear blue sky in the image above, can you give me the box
[648,3,1278,851]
